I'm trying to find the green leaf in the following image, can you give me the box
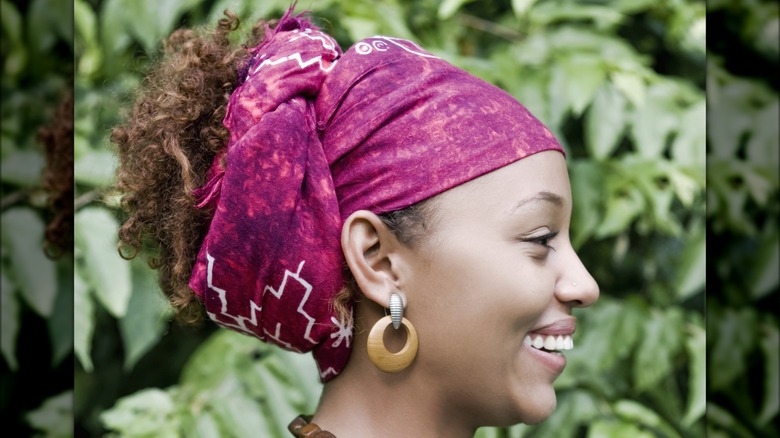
[122,0,203,54]
[561,55,607,116]
[438,0,473,20]
[742,165,775,206]
[709,308,757,390]
[564,299,629,373]
[1,269,19,370]
[681,323,706,428]
[100,0,132,55]
[0,150,45,187]
[74,266,94,371]
[531,390,600,437]
[25,390,73,437]
[756,323,779,426]
[707,78,759,159]
[668,165,701,207]
[188,412,221,438]
[1,208,58,316]
[1,1,23,45]
[749,231,779,300]
[74,0,101,76]
[612,0,657,14]
[509,69,550,126]
[206,376,272,437]
[74,207,131,317]
[27,0,73,51]
[548,65,570,131]
[100,388,179,436]
[629,83,680,158]
[511,0,537,18]
[341,16,379,41]
[706,402,755,438]
[613,399,681,437]
[746,100,779,168]
[675,226,705,300]
[633,308,684,391]
[611,71,645,107]
[611,297,646,361]
[1,0,27,78]
[588,418,655,438]
[181,330,263,391]
[474,426,502,438]
[595,184,644,238]
[119,261,170,371]
[74,150,118,187]
[585,82,627,159]
[569,160,604,248]
[178,331,322,436]
[671,100,706,168]
[530,2,624,30]
[48,258,75,366]
[257,365,300,437]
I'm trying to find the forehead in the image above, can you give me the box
[436,151,571,214]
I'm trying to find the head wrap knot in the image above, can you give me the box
[189,9,563,382]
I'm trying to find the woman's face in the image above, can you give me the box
[399,150,599,427]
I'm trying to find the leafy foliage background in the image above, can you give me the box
[0,0,776,437]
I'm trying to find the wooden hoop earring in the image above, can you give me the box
[367,315,418,373]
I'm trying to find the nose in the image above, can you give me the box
[555,246,599,307]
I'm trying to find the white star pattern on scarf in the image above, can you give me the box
[329,316,353,348]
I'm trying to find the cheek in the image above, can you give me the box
[405,238,559,423]
[409,238,552,345]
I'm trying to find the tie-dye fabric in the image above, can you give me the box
[189,9,563,382]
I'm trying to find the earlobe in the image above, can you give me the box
[341,210,403,307]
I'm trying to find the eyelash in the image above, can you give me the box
[523,231,559,251]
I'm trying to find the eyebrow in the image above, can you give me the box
[509,191,564,214]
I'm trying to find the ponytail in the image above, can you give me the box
[112,11,266,322]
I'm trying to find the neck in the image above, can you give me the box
[310,302,476,438]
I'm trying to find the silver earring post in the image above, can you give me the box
[389,293,403,329]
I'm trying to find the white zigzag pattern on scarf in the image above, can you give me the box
[249,30,338,77]
[319,367,338,380]
[262,260,318,345]
[205,254,317,351]
[205,252,261,336]
[289,28,339,58]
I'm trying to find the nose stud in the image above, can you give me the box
[572,282,577,287]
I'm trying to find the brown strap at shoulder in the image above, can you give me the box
[289,415,337,438]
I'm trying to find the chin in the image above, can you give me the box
[514,391,558,426]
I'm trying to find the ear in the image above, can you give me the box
[341,210,405,308]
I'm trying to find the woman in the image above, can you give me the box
[113,7,598,437]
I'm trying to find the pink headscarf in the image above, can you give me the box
[189,8,563,381]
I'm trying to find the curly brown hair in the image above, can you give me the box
[113,11,435,327]
[112,11,266,322]
[39,91,74,258]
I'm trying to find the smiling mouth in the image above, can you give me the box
[523,334,573,352]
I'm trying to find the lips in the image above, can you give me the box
[524,317,576,352]
[522,318,575,374]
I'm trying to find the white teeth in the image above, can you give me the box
[523,334,574,352]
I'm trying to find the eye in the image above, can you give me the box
[521,230,559,251]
